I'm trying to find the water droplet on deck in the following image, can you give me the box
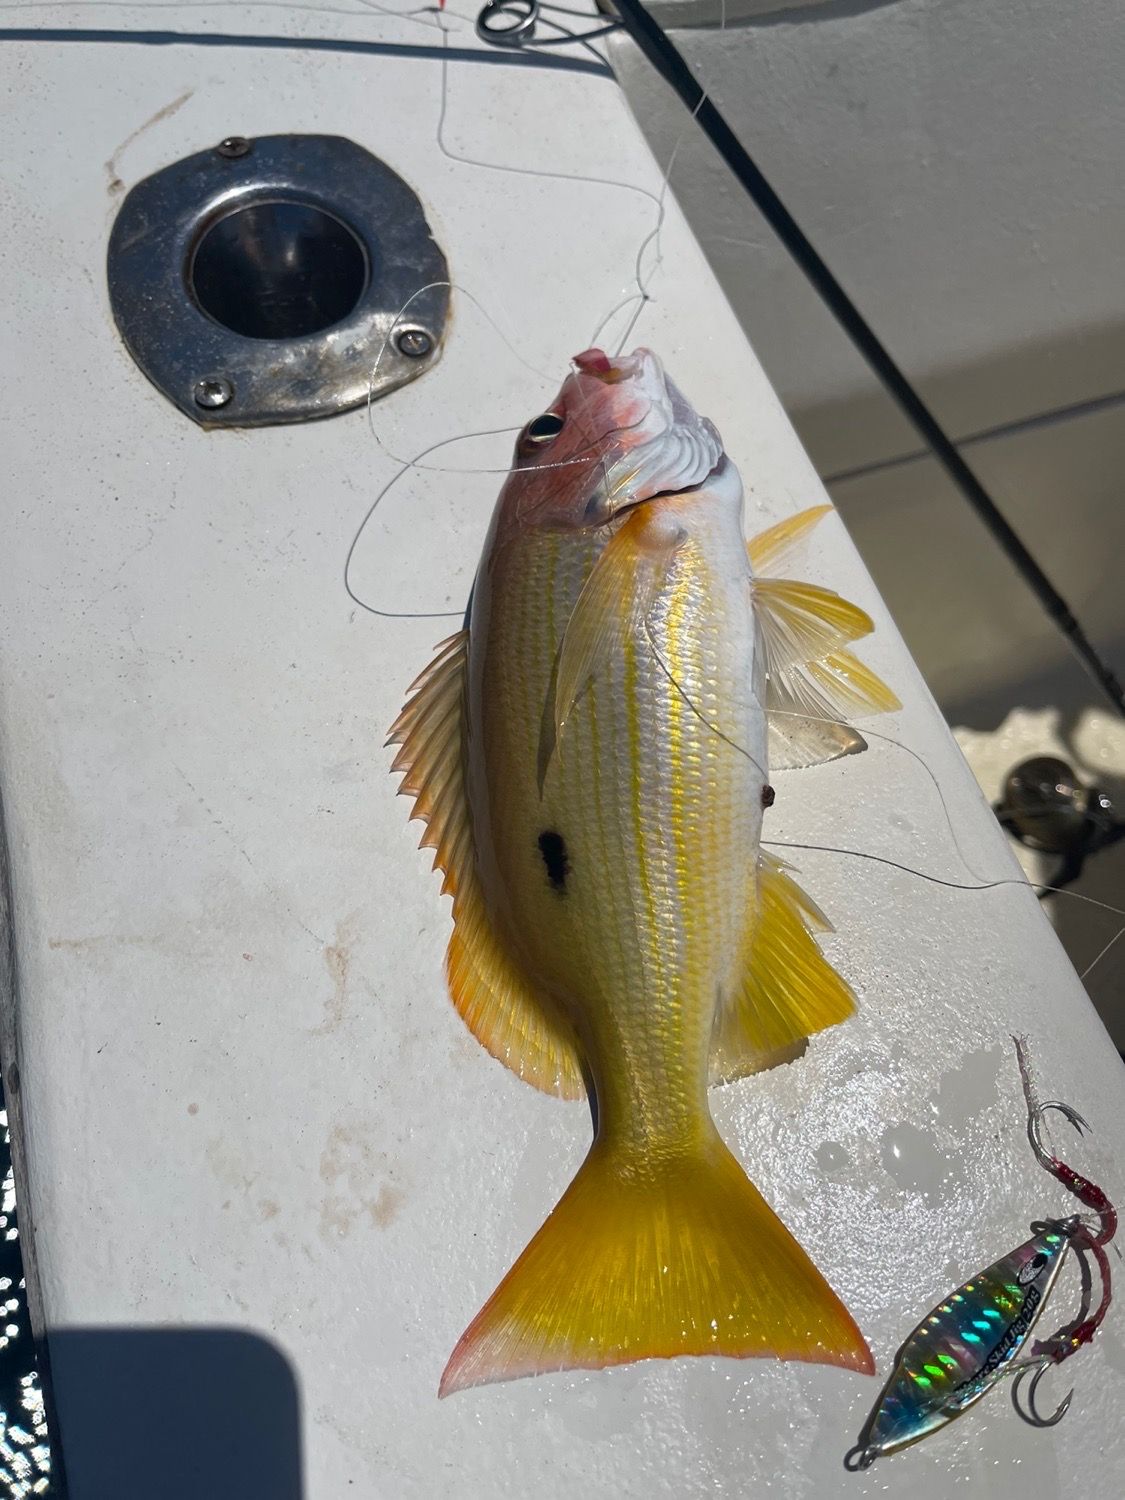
[816,1141,850,1175]
[880,1122,947,1195]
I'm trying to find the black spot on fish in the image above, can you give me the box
[538,830,570,893]
[761,784,775,809]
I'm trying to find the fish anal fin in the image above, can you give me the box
[709,1037,809,1087]
[440,1130,872,1395]
[710,854,856,1075]
[389,631,585,1100]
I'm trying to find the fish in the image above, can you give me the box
[388,346,900,1396]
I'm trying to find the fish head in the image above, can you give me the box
[505,347,728,532]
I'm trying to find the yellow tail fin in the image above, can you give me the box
[439,1132,873,1395]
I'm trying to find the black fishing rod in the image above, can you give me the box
[609,0,1125,720]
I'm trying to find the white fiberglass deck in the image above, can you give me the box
[1,6,1123,1496]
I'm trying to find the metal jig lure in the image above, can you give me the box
[846,1036,1116,1469]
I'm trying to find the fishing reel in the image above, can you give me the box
[994,756,1124,890]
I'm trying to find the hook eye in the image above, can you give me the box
[843,1444,878,1472]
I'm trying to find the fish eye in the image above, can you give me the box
[524,412,565,445]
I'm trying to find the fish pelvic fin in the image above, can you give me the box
[388,630,585,1100]
[439,1128,872,1396]
[746,507,900,770]
[710,853,856,1082]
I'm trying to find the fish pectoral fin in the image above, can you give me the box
[553,506,686,752]
[440,1129,872,1396]
[710,852,857,1082]
[388,630,585,1100]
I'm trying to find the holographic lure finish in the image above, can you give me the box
[850,1218,1078,1465]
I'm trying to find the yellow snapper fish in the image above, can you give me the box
[388,346,900,1397]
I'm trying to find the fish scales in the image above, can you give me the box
[480,498,761,1149]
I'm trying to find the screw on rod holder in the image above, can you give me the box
[194,376,233,409]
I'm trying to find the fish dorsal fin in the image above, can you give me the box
[554,507,686,750]
[753,576,871,768]
[747,503,834,576]
[389,631,585,1100]
[710,853,856,1084]
[752,577,875,669]
[746,507,900,770]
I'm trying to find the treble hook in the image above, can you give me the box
[1027,1098,1091,1174]
[1015,1034,1117,1246]
[1012,1358,1074,1428]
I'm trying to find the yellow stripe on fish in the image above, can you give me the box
[388,347,897,1395]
